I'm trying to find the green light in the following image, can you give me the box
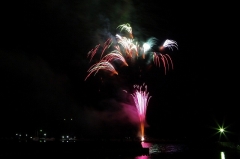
[221,152,225,159]
[219,128,224,133]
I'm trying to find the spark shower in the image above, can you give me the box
[85,23,178,140]
[131,83,151,141]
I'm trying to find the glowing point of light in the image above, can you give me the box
[141,136,145,141]
[219,128,224,133]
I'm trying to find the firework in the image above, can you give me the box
[153,53,174,75]
[100,38,112,59]
[131,83,152,141]
[116,23,133,39]
[162,39,178,51]
[85,23,178,79]
[84,23,178,141]
[101,51,128,66]
[143,37,158,53]
[87,44,100,62]
[84,60,118,81]
[116,34,139,59]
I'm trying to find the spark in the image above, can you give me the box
[141,136,144,142]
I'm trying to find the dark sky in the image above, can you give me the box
[0,1,237,140]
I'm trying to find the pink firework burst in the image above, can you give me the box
[131,83,152,141]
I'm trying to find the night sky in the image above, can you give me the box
[0,1,237,141]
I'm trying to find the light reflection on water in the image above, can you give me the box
[135,155,149,159]
[132,143,240,159]
[134,142,188,159]
[221,151,225,159]
[3,141,240,158]
[149,143,188,154]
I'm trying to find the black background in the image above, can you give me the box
[0,1,237,141]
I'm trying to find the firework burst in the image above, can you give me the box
[131,83,152,141]
[85,23,178,81]
[84,23,178,141]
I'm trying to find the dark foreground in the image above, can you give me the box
[0,140,239,158]
[0,141,148,157]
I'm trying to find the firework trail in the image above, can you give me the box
[85,23,178,80]
[100,38,113,59]
[84,60,118,81]
[131,83,152,141]
[101,51,128,66]
[87,44,100,62]
[153,53,174,75]
[162,39,178,51]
